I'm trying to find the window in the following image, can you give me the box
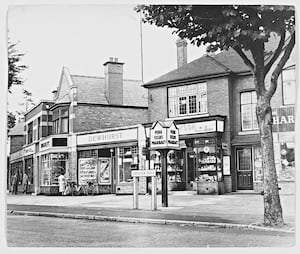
[241,91,258,131]
[27,122,33,144]
[168,83,207,117]
[118,146,138,183]
[52,107,69,134]
[282,67,295,105]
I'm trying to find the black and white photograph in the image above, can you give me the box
[1,0,298,250]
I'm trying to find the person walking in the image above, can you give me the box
[11,172,19,195]
[22,172,29,194]
[58,173,66,196]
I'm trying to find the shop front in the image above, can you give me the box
[22,144,36,193]
[76,125,147,195]
[9,150,24,192]
[38,135,69,195]
[147,116,227,194]
[232,106,295,194]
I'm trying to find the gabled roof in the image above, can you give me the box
[70,75,148,107]
[145,54,231,86]
[8,120,25,136]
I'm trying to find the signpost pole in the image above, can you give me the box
[161,149,168,207]
[151,176,157,210]
[133,176,138,209]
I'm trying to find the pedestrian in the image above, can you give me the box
[22,172,29,194]
[11,172,19,195]
[58,173,66,196]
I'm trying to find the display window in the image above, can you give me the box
[78,149,113,185]
[279,142,295,181]
[118,146,138,183]
[41,153,68,186]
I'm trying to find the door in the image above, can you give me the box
[236,148,253,190]
[186,150,196,190]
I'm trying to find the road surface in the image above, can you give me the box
[6,215,295,247]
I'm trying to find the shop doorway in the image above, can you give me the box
[186,150,196,190]
[236,148,253,190]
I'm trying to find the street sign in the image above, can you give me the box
[131,170,156,177]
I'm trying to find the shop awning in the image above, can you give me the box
[231,134,261,146]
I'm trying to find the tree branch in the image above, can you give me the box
[264,30,285,75]
[266,32,295,100]
[233,45,255,72]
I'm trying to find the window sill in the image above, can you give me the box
[166,113,209,121]
[238,130,259,135]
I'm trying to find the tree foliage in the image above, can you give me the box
[8,40,28,92]
[7,112,16,130]
[136,5,295,227]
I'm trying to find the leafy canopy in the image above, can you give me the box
[136,5,294,51]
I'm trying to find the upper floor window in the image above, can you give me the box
[53,107,69,134]
[168,83,207,117]
[27,122,33,144]
[241,91,258,131]
[282,66,295,105]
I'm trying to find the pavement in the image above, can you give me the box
[6,191,296,233]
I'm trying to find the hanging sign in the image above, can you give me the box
[150,121,179,149]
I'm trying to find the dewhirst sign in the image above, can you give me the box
[150,121,179,149]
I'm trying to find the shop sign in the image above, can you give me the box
[78,158,97,185]
[98,158,111,184]
[150,121,179,149]
[223,156,230,175]
[10,150,23,161]
[178,120,224,136]
[23,144,35,157]
[77,128,138,146]
[40,138,51,152]
[131,170,156,177]
[272,107,295,132]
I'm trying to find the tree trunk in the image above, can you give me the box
[256,95,284,226]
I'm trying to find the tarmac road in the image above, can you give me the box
[6,215,295,248]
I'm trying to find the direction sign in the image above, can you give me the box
[131,170,156,177]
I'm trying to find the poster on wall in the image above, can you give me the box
[223,156,230,175]
[98,158,111,184]
[78,158,97,185]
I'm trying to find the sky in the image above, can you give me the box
[7,4,207,114]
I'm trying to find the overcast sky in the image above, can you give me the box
[7,4,206,113]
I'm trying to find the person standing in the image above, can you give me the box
[11,172,18,195]
[58,173,66,196]
[22,172,29,194]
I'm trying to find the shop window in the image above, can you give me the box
[241,91,258,131]
[53,107,69,134]
[41,153,68,186]
[118,146,138,183]
[168,83,207,117]
[279,142,295,181]
[282,67,295,105]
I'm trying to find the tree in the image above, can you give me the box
[19,89,35,113]
[7,40,28,130]
[136,5,295,227]
[8,40,28,93]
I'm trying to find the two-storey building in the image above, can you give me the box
[144,39,296,194]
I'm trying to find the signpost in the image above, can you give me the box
[150,121,179,207]
[131,170,157,210]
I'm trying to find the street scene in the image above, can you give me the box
[5,4,297,249]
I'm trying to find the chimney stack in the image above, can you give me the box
[103,57,124,105]
[176,38,188,68]
[52,89,58,100]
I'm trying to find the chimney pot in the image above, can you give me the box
[109,57,114,61]
[114,57,118,62]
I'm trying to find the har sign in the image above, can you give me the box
[150,121,179,150]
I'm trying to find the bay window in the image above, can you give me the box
[53,107,69,134]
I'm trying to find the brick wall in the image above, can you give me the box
[72,105,148,133]
[10,135,25,153]
[148,86,168,122]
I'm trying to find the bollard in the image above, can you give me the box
[151,176,157,210]
[133,176,138,209]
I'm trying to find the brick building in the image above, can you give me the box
[9,58,149,195]
[143,39,296,194]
